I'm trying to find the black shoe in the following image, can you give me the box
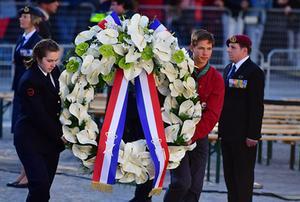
[6,181,28,188]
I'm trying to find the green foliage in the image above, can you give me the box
[118,57,133,70]
[172,50,185,64]
[99,44,115,58]
[141,45,154,61]
[66,59,79,73]
[75,42,89,56]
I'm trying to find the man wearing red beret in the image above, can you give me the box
[218,34,265,202]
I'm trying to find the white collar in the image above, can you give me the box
[37,7,49,20]
[233,56,249,71]
[38,65,47,76]
[22,29,36,40]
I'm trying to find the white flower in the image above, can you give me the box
[162,111,182,125]
[113,44,126,56]
[179,100,195,118]
[59,70,72,99]
[138,59,154,74]
[66,83,80,103]
[165,124,180,143]
[117,140,151,184]
[69,103,89,125]
[193,101,202,117]
[82,156,96,170]
[81,55,94,75]
[86,62,102,85]
[99,56,116,76]
[59,109,72,125]
[125,47,141,63]
[86,44,100,58]
[155,73,170,96]
[63,126,79,143]
[76,129,97,146]
[178,60,188,79]
[72,144,93,160]
[182,77,197,99]
[169,79,184,97]
[160,62,178,82]
[154,30,176,46]
[123,62,143,81]
[187,57,195,73]
[96,28,119,45]
[78,86,94,104]
[127,14,148,51]
[85,118,99,134]
[180,120,197,141]
[153,41,172,62]
[74,29,96,45]
[71,71,80,84]
[163,95,178,113]
[139,15,149,28]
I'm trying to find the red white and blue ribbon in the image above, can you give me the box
[92,13,169,194]
[92,69,128,190]
[135,70,169,194]
[98,11,122,29]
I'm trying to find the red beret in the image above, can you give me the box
[226,35,252,48]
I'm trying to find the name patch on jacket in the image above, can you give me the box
[229,79,247,88]
[20,49,33,57]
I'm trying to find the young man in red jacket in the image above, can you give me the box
[164,29,225,202]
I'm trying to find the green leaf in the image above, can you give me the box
[66,59,79,73]
[178,113,190,122]
[99,44,115,58]
[75,42,89,56]
[172,50,185,64]
[118,32,126,43]
[174,135,185,145]
[141,45,154,61]
[95,74,106,89]
[102,69,115,83]
[118,57,133,70]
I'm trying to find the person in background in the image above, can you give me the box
[13,39,66,201]
[218,34,264,202]
[163,29,225,202]
[7,5,43,189]
[274,0,300,66]
[244,0,273,64]
[35,0,60,39]
[110,0,136,18]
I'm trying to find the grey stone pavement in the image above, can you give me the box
[1,124,300,202]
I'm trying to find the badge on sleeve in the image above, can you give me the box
[26,88,35,96]
[229,79,248,88]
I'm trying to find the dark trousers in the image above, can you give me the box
[164,137,209,202]
[221,140,257,202]
[15,146,59,202]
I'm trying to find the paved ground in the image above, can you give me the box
[1,125,300,202]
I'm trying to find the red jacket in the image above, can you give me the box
[192,66,225,142]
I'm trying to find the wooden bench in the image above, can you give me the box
[207,99,300,183]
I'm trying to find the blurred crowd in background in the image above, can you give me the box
[1,0,300,65]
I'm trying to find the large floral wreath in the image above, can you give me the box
[59,13,202,185]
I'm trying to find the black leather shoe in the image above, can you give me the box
[6,181,28,188]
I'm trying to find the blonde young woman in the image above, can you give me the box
[7,6,43,188]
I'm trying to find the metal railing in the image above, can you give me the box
[1,44,299,99]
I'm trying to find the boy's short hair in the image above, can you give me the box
[191,29,215,47]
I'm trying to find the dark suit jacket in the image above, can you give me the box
[12,31,42,91]
[14,64,64,154]
[218,58,265,141]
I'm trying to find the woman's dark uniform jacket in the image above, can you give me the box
[11,32,42,132]
[14,64,64,154]
[218,58,265,141]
